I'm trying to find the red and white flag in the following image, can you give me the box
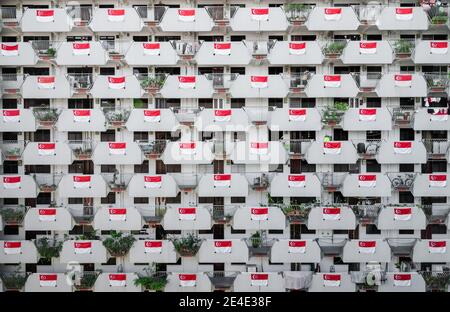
[358,175,377,188]
[109,274,126,287]
[323,142,341,154]
[393,274,411,287]
[108,142,126,155]
[178,208,196,221]
[3,176,21,189]
[4,241,21,255]
[324,75,341,88]
[143,43,160,56]
[109,208,127,221]
[289,42,306,55]
[36,9,54,23]
[323,274,341,287]
[143,110,161,122]
[73,175,91,189]
[108,76,125,89]
[144,176,162,189]
[214,240,232,253]
[251,274,269,287]
[394,74,412,87]
[250,76,268,89]
[38,208,56,222]
[288,109,306,122]
[288,240,306,254]
[358,241,376,254]
[73,110,91,123]
[144,241,162,253]
[323,207,341,221]
[178,9,195,22]
[72,42,90,56]
[359,42,377,54]
[214,43,231,56]
[214,109,232,122]
[2,109,20,123]
[178,76,196,89]
[324,8,342,21]
[429,241,446,254]
[288,175,306,188]
[251,208,269,221]
[429,108,448,121]
[429,174,447,187]
[38,143,55,156]
[179,274,196,287]
[395,8,413,21]
[250,142,269,155]
[179,142,196,155]
[1,44,19,56]
[393,141,412,154]
[394,208,412,221]
[37,76,55,89]
[251,8,269,21]
[39,274,57,287]
[107,9,125,22]
[74,242,92,254]
[214,174,231,188]
[359,109,377,121]
[430,41,448,54]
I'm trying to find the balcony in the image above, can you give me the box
[66,140,95,161]
[270,239,321,263]
[233,272,284,292]
[205,73,238,95]
[375,73,427,97]
[269,108,322,131]
[230,7,288,32]
[385,173,417,192]
[377,206,426,230]
[54,41,108,66]
[165,273,212,292]
[129,240,178,264]
[317,173,347,193]
[57,174,108,198]
[160,75,213,98]
[32,108,60,129]
[57,109,106,132]
[386,238,417,257]
[92,206,143,231]
[425,73,449,94]
[22,75,73,98]
[128,174,178,198]
[24,207,73,231]
[229,75,289,98]
[412,240,450,263]
[162,205,212,231]
[0,205,26,227]
[341,173,392,197]
[0,175,37,198]
[379,272,426,292]
[307,206,356,230]
[94,273,140,292]
[376,140,427,164]
[283,4,313,27]
[90,75,144,99]
[194,109,249,132]
[342,240,391,263]
[342,108,392,131]
[341,41,394,64]
[198,174,248,197]
[0,109,36,132]
[60,240,107,264]
[305,141,358,164]
[206,272,238,291]
[136,73,168,96]
[196,42,251,65]
[423,139,450,160]
[268,41,323,65]
[305,7,360,31]
[351,204,381,225]
[101,173,133,193]
[159,8,214,32]
[391,39,415,60]
[305,74,359,98]
[92,142,143,165]
[161,141,214,165]
[413,174,450,197]
[376,7,429,31]
[104,108,130,129]
[0,42,38,66]
[270,173,321,197]
[232,207,285,231]
[198,239,249,263]
[89,8,143,32]
[309,273,356,292]
[0,240,38,264]
[422,205,450,225]
[1,7,19,28]
[33,173,63,193]
[125,42,179,66]
[0,140,26,161]
[414,41,450,64]
[126,109,179,132]
[21,9,73,32]
[281,139,312,160]
[23,142,72,165]
[245,237,275,257]
[392,107,414,128]
[228,141,288,165]
[24,273,72,292]
[0,74,24,95]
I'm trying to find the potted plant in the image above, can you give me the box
[284,3,311,22]
[73,271,100,291]
[322,102,348,125]
[394,39,414,57]
[134,266,168,292]
[250,231,262,248]
[34,108,59,127]
[35,237,63,261]
[323,41,346,58]
[170,233,202,257]
[421,271,450,292]
[102,231,136,257]
[0,271,28,291]
[73,147,93,159]
[4,147,21,160]
[0,206,25,225]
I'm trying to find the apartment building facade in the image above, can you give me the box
[0,0,449,292]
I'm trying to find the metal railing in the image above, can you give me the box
[67,205,95,224]
[282,139,313,156]
[321,40,348,57]
[427,5,449,25]
[351,204,382,223]
[171,107,202,124]
[424,73,449,90]
[386,238,417,256]
[206,271,238,288]
[246,173,271,190]
[211,205,240,222]
[421,204,450,224]
[32,107,60,124]
[392,107,414,126]
[135,73,168,90]
[352,139,382,158]
[419,270,450,292]
[1,7,18,20]
[0,140,27,160]
[170,41,201,57]
[386,172,416,190]
[205,6,228,21]
[243,40,277,56]
[245,237,275,256]
[29,40,52,54]
[285,73,311,89]
[66,6,92,23]
[352,73,382,90]
[351,4,383,24]
[32,173,63,191]
[135,5,167,22]
[317,172,347,189]
[101,173,133,191]
[67,74,94,90]
[0,73,20,82]
[243,106,270,124]
[137,140,167,157]
[391,39,415,57]
[103,108,130,126]
[283,4,313,22]
[67,140,95,159]
[170,173,199,189]
[0,205,27,225]
[423,139,450,158]
[0,272,29,290]
[204,73,238,89]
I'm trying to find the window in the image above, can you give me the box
[400,128,415,141]
[134,161,149,173]
[230,98,245,108]
[134,197,149,204]
[231,197,245,204]
[399,164,415,172]
[399,230,414,235]
[366,160,381,173]
[365,224,381,235]
[68,198,83,205]
[101,192,116,205]
[231,228,245,234]
[366,98,381,108]
[101,165,116,173]
[134,132,148,141]
[99,67,115,76]
[101,130,115,142]
[399,191,415,204]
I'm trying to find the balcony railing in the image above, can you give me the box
[284,4,313,24]
[386,238,417,256]
[391,39,415,59]
[392,107,414,127]
[422,204,450,225]
[68,140,95,160]
[67,205,95,224]
[33,173,63,192]
[352,139,381,159]
[424,73,449,93]
[140,205,167,224]
[246,173,271,191]
[67,74,94,92]
[1,7,18,20]
[419,270,450,292]
[211,205,239,224]
[427,5,449,26]
[352,73,382,92]
[0,205,27,226]
[423,139,450,160]
[244,40,277,59]
[352,4,383,25]
[32,107,60,128]
[103,108,130,128]
[0,272,29,291]
[286,73,311,91]
[72,271,100,291]
[321,40,347,59]
[170,41,201,60]
[0,140,27,161]
[317,172,347,191]
[386,172,416,191]
[205,6,228,23]
[206,271,238,289]
[245,236,275,257]
[171,108,202,125]
[278,204,311,223]
[29,40,55,58]
[136,73,167,94]
[351,204,382,224]
[321,102,349,126]
[282,139,312,158]
[170,173,199,190]
[66,6,92,26]
[204,73,238,91]
[137,140,167,159]
[243,106,270,125]
[136,5,167,23]
[316,237,348,255]
[100,173,133,192]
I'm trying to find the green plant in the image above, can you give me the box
[322,102,348,124]
[250,231,262,248]
[73,272,100,290]
[394,39,413,54]
[5,147,21,157]
[140,76,165,89]
[284,3,311,21]
[36,237,63,260]
[34,109,59,122]
[102,231,136,257]
[432,15,448,24]
[133,99,147,109]
[76,231,99,240]
[421,271,450,292]
[0,207,25,223]
[44,47,56,57]
[0,271,28,290]
[324,41,346,55]
[134,267,167,292]
[170,233,202,256]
